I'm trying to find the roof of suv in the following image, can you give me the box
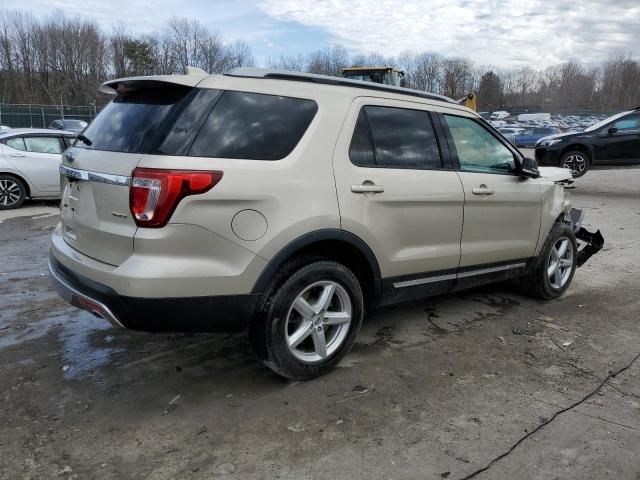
[0,128,76,138]
[100,68,461,109]
[225,68,456,104]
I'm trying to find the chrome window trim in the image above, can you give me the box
[456,262,527,279]
[393,273,457,288]
[393,262,527,288]
[59,165,131,186]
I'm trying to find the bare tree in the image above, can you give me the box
[0,8,638,111]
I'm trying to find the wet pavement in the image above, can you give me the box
[1,170,639,479]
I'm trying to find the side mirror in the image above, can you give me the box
[519,156,540,179]
[608,126,618,135]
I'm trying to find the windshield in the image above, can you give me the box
[584,111,633,132]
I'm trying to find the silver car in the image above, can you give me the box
[0,129,75,209]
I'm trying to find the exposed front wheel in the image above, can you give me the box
[560,150,589,178]
[0,175,27,210]
[250,260,363,380]
[520,223,578,300]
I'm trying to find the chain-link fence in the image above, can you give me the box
[0,104,99,129]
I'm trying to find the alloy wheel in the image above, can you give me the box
[0,179,22,207]
[548,237,574,289]
[563,154,587,175]
[285,280,352,364]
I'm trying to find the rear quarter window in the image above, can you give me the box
[188,91,318,160]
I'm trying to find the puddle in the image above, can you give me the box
[59,313,125,380]
[0,308,124,380]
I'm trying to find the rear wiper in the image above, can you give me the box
[76,133,92,146]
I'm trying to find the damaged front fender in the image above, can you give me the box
[565,208,604,267]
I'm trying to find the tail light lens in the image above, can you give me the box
[130,168,223,228]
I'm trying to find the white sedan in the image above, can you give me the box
[0,129,75,209]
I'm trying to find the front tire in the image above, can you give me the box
[520,223,578,300]
[560,150,589,178]
[0,175,27,210]
[250,260,364,380]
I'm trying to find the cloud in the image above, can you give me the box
[259,0,640,67]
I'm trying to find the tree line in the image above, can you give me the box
[1,9,638,111]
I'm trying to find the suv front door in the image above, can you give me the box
[333,98,464,294]
[440,113,542,268]
[595,113,640,164]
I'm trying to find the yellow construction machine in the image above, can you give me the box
[341,66,477,111]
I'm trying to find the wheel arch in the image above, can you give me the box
[559,143,593,164]
[252,229,382,309]
[0,171,31,197]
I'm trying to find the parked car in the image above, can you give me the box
[535,108,640,177]
[49,119,88,133]
[517,113,551,123]
[490,111,510,120]
[0,128,75,209]
[0,125,11,131]
[49,69,602,379]
[514,127,562,147]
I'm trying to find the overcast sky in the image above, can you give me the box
[4,0,640,68]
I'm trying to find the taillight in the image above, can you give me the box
[130,168,223,228]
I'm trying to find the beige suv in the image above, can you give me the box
[49,68,603,379]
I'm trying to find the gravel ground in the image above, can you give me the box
[1,167,639,480]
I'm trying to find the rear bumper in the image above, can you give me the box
[49,254,259,332]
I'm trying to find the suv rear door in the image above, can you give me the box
[59,77,208,266]
[2,134,64,194]
[333,98,464,295]
[439,113,541,268]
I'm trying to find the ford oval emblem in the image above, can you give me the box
[65,150,76,162]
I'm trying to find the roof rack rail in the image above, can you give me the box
[225,68,456,104]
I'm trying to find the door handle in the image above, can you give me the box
[351,184,384,194]
[472,185,494,195]
[10,153,26,157]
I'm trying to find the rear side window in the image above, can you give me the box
[24,136,63,154]
[189,91,318,160]
[349,105,442,169]
[79,84,196,154]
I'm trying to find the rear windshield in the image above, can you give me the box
[78,85,318,159]
[79,84,196,153]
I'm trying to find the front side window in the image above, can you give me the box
[349,105,442,169]
[611,114,640,132]
[189,91,318,160]
[24,136,62,154]
[444,114,516,174]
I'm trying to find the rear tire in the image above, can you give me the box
[0,174,27,210]
[250,259,364,380]
[560,150,589,178]
[520,222,577,300]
